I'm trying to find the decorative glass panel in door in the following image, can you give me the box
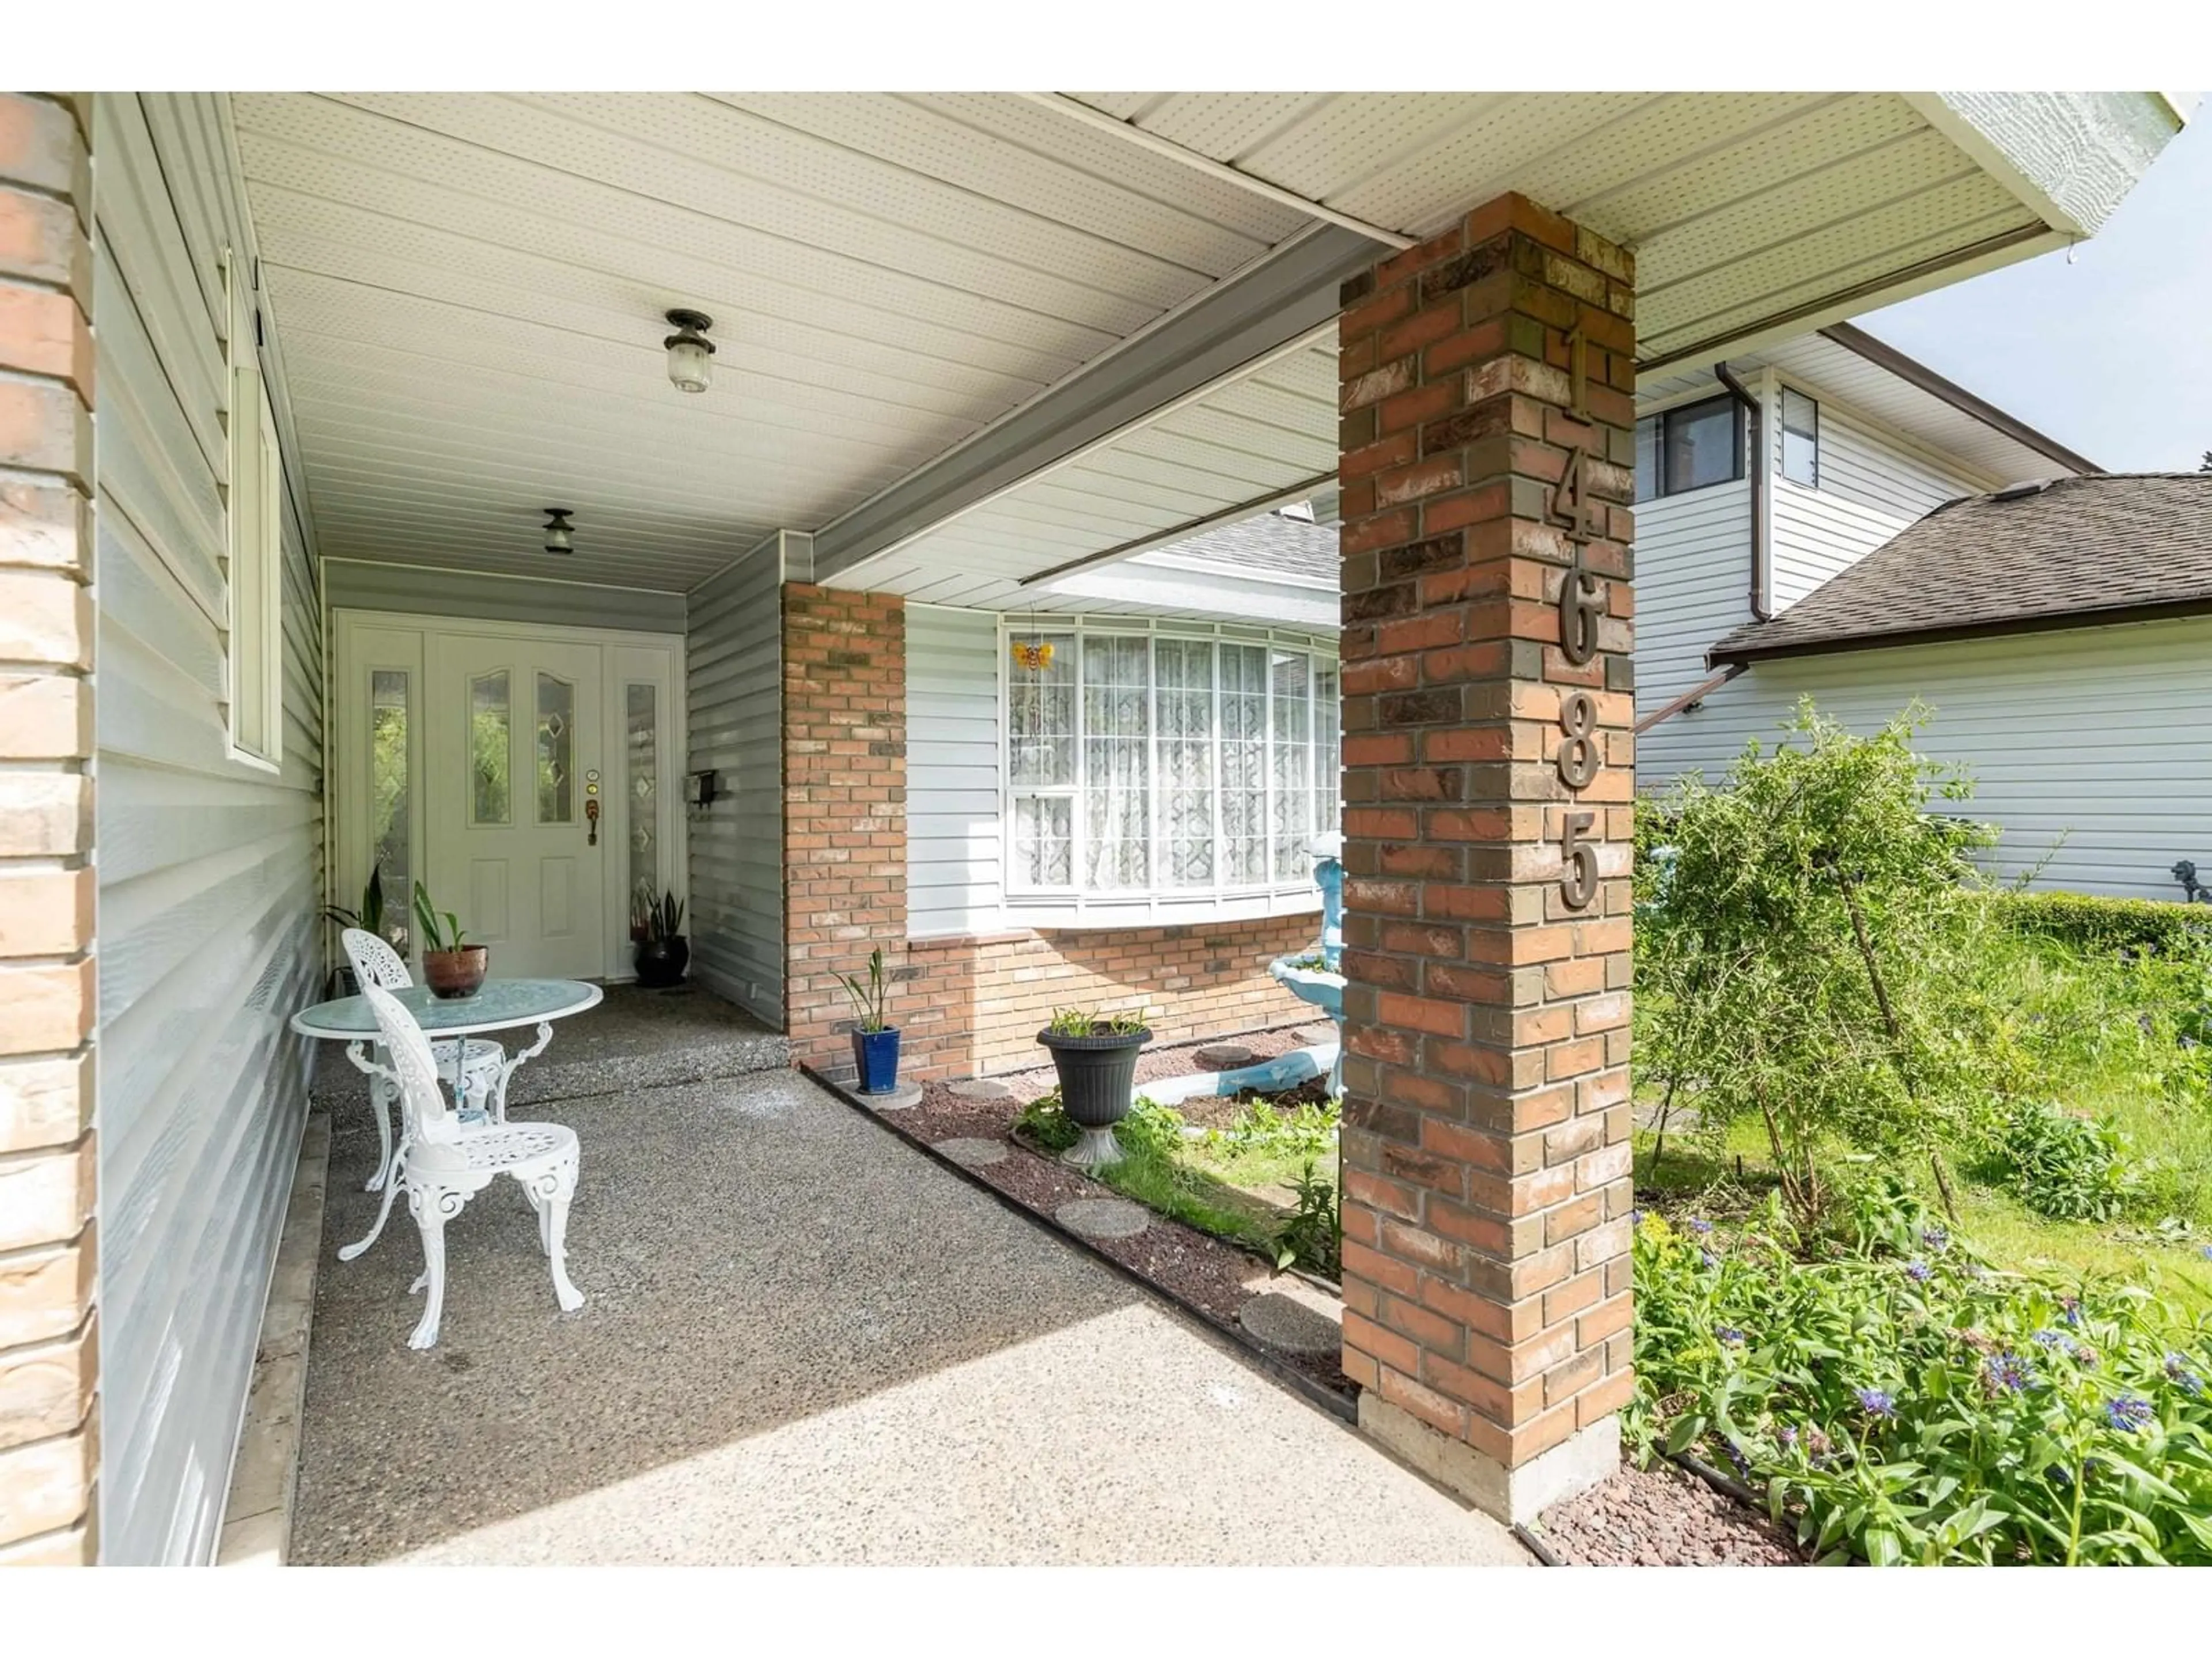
[371,668,411,952]
[536,672,575,824]
[469,670,510,825]
[627,681,657,918]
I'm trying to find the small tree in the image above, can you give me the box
[1636,701,1996,1231]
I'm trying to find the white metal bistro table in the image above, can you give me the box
[290,978,603,1259]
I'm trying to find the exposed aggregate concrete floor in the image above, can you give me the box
[293,1068,1529,1566]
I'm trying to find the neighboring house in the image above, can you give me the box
[0,89,2181,1563]
[1624,324,2212,900]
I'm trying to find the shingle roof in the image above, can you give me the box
[1709,474,2212,665]
[1143,509,1338,583]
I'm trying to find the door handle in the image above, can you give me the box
[586,797,600,847]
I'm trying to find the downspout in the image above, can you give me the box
[1712,362,1770,623]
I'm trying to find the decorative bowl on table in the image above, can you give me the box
[423,945,489,1000]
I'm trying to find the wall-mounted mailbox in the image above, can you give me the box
[684,769,720,809]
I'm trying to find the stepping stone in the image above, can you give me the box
[946,1077,1014,1100]
[1237,1290,1342,1356]
[1293,1025,1336,1046]
[935,1137,1007,1169]
[1194,1044,1256,1070]
[857,1082,922,1111]
[1055,1197,1152,1240]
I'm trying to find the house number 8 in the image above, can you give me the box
[1556,693,1602,911]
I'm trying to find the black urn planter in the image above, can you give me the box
[1037,1025,1151,1171]
[634,935,690,988]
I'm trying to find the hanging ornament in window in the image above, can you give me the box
[1009,639,1056,672]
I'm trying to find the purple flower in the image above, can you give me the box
[1983,1352,2035,1395]
[1855,1387,1897,1418]
[1687,1217,1714,1236]
[2104,1395,2154,1434]
[2165,1353,2206,1396]
[1777,1425,1800,1450]
[1921,1226,1950,1253]
[2201,1245,2212,1262]
[2061,1297,2083,1328]
[1700,1248,1720,1270]
[1722,1438,1753,1481]
[1630,1208,1645,1227]
[1904,1259,1933,1284]
[1715,1325,1745,1346]
[2033,1327,2074,1354]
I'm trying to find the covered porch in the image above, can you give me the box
[0,87,2186,1564]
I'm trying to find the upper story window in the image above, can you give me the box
[1781,387,1820,487]
[224,248,284,767]
[1634,394,1744,502]
[1005,627,1339,904]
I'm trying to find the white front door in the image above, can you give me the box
[426,632,607,980]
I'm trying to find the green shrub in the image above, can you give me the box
[1630,1197,2212,1564]
[1635,700,1997,1230]
[2000,1099,2143,1222]
[1993,889,2212,960]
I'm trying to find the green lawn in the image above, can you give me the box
[1634,1111,2212,1315]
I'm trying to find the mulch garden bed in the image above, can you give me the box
[855,1027,1355,1403]
[1532,1458,1805,1566]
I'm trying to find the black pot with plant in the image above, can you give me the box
[321,863,393,997]
[840,946,902,1094]
[632,889,689,988]
[413,880,487,999]
[1037,1007,1152,1170]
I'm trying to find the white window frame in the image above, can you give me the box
[998,613,1340,926]
[223,248,284,770]
[1780,385,1820,489]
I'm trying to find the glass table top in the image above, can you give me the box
[291,978,603,1037]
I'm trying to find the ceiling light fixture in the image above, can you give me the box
[542,507,575,555]
[664,308,715,393]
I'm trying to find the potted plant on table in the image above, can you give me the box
[412,880,487,999]
[1036,1006,1152,1171]
[321,863,391,997]
[840,946,901,1095]
[632,888,690,988]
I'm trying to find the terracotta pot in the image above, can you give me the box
[423,945,489,999]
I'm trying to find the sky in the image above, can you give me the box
[1859,107,2212,475]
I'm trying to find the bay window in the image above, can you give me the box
[1006,624,1340,906]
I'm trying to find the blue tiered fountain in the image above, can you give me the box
[1140,833,1346,1107]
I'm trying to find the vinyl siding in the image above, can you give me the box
[323,559,687,634]
[1630,478,1752,721]
[685,537,785,1023]
[1634,615,2212,902]
[92,93,324,1565]
[907,605,1003,937]
[1769,389,1991,609]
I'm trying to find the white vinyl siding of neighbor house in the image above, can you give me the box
[907,605,1003,938]
[1628,476,1753,722]
[1767,383,1995,610]
[685,535,789,1025]
[92,93,325,1565]
[1637,615,2212,903]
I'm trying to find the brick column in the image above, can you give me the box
[0,93,98,1566]
[781,583,907,1077]
[1334,193,1636,1522]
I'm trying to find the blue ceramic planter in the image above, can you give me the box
[853,1027,902,1094]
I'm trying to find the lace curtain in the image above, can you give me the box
[1005,630,1336,897]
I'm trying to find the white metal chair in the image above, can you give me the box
[340,927,505,1192]
[354,979,585,1350]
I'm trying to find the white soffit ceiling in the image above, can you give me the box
[852,342,1339,613]
[233,90,1313,590]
